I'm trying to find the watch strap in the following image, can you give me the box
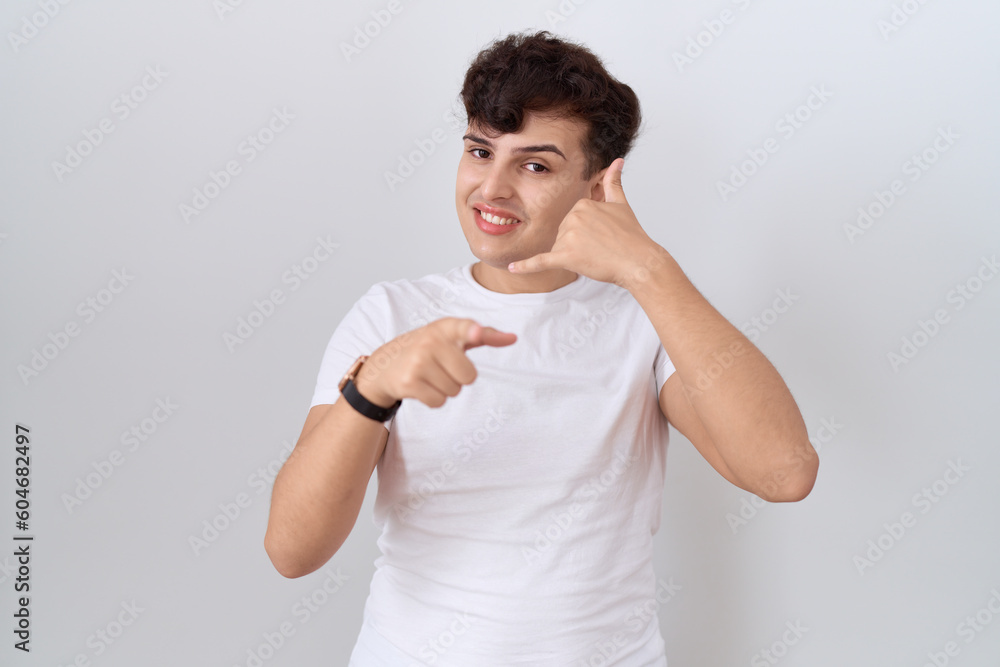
[342,376,401,422]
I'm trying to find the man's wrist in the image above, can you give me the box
[352,372,395,409]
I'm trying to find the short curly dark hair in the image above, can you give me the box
[459,30,641,180]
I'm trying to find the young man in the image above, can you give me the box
[265,30,818,665]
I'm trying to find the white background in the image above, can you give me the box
[2,0,999,665]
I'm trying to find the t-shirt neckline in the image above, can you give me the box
[460,262,589,304]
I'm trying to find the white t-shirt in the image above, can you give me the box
[310,262,676,666]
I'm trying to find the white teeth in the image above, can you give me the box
[480,210,519,225]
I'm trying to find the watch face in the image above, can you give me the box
[338,355,368,391]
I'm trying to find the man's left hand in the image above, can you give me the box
[507,158,664,287]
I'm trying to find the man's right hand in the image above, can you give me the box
[353,318,517,409]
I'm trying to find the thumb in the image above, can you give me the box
[602,157,627,204]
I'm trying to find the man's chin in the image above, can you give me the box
[470,252,521,272]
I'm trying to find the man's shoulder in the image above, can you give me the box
[575,274,636,306]
[357,264,467,305]
[372,264,463,291]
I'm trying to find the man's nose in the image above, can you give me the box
[481,164,515,201]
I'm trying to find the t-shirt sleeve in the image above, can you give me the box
[653,341,676,398]
[309,284,395,431]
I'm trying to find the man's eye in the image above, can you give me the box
[466,149,546,173]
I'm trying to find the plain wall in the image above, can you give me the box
[2,0,998,665]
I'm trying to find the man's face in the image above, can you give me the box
[455,111,606,272]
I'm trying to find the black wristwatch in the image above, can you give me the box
[338,355,401,422]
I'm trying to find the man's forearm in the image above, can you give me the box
[623,245,817,499]
[265,397,387,578]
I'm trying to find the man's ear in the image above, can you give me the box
[590,167,610,201]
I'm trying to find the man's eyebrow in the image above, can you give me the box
[462,134,567,160]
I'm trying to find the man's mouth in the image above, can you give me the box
[474,207,522,226]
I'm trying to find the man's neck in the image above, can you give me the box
[471,261,578,294]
